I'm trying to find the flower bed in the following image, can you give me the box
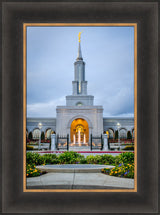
[101,163,134,179]
[26,163,47,177]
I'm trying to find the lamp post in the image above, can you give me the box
[117,122,121,151]
[38,122,42,150]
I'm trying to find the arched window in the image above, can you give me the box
[76,102,83,106]
[119,128,127,139]
[45,128,52,139]
[32,128,40,139]
[108,129,114,139]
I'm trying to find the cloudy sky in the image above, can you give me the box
[27,26,134,118]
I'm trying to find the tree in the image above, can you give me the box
[115,130,118,140]
[28,132,32,140]
[127,131,132,139]
[41,131,45,140]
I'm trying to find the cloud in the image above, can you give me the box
[27,97,65,117]
[94,86,134,117]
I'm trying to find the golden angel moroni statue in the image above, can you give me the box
[78,31,83,42]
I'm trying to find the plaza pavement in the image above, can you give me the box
[27,171,134,190]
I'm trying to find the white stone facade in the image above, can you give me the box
[66,95,94,106]
[103,117,134,133]
[26,117,134,140]
[26,118,56,134]
[56,106,103,141]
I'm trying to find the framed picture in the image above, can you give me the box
[2,1,158,213]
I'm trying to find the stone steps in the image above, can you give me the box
[58,146,99,151]
[68,146,102,151]
[69,146,90,151]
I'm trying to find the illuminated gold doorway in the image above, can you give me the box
[70,118,89,144]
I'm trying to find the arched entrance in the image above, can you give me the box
[70,118,89,145]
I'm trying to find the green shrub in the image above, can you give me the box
[58,151,84,164]
[26,145,34,150]
[94,155,103,164]
[86,155,102,164]
[80,157,87,164]
[100,154,116,165]
[86,154,115,165]
[26,152,44,165]
[86,155,95,164]
[42,154,58,164]
[115,152,134,165]
[123,145,134,151]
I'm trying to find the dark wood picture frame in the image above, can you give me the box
[1,1,158,213]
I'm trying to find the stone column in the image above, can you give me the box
[103,134,109,151]
[51,133,56,151]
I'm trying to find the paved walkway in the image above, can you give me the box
[27,172,134,189]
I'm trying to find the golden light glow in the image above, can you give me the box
[70,118,89,143]
[78,82,81,93]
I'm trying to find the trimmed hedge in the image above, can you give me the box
[26,152,44,165]
[86,154,116,165]
[43,154,58,164]
[26,151,134,166]
[58,151,85,164]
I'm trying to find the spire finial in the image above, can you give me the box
[78,31,83,43]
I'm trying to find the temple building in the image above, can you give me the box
[27,34,134,143]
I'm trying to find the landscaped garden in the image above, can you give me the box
[26,151,134,179]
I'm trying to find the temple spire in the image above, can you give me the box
[73,32,87,95]
[77,32,83,60]
[77,42,83,60]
